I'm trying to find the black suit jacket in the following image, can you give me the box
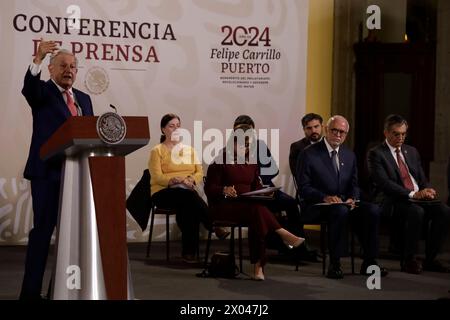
[22,69,94,180]
[297,139,360,208]
[289,137,311,176]
[447,156,450,205]
[127,169,152,232]
[367,141,429,204]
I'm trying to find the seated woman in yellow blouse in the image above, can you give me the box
[148,113,213,263]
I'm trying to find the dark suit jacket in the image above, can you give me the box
[447,156,450,205]
[297,139,360,208]
[289,137,311,176]
[367,142,429,205]
[22,69,94,180]
[126,169,152,232]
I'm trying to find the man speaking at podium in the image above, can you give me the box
[20,39,94,300]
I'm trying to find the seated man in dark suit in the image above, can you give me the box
[297,115,386,279]
[367,114,450,274]
[289,113,323,176]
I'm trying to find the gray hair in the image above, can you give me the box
[327,115,350,131]
[49,49,78,67]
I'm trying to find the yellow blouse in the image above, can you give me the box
[148,143,203,195]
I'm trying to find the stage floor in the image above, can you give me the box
[1,238,449,301]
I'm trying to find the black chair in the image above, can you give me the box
[295,220,355,275]
[203,221,245,274]
[146,204,201,261]
[146,205,177,261]
[293,178,355,275]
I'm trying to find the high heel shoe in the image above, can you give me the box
[252,263,265,281]
[283,237,305,250]
[253,273,265,281]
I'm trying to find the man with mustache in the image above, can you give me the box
[297,115,386,279]
[20,39,94,299]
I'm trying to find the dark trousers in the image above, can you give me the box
[303,201,381,261]
[152,188,211,256]
[20,179,60,299]
[392,201,450,262]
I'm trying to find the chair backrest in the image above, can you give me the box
[292,175,300,201]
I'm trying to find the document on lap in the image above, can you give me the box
[314,200,360,207]
[240,186,281,196]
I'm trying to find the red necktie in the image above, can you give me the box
[64,90,78,116]
[395,148,414,191]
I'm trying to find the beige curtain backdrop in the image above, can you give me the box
[0,0,309,245]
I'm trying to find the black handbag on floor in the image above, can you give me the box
[207,252,239,278]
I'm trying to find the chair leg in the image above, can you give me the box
[166,214,170,261]
[230,227,235,252]
[238,227,243,273]
[146,209,155,258]
[229,227,236,268]
[203,230,213,270]
[351,229,355,274]
[321,223,327,275]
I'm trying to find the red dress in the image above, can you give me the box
[205,162,281,266]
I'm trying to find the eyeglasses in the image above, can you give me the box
[330,128,348,136]
[391,131,407,138]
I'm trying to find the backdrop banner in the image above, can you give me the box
[0,0,309,244]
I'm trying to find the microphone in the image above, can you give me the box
[109,104,118,113]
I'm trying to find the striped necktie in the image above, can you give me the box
[395,148,414,191]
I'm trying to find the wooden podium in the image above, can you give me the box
[40,116,150,300]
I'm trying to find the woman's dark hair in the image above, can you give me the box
[225,123,255,163]
[233,115,255,129]
[160,113,180,143]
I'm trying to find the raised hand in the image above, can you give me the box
[33,38,59,65]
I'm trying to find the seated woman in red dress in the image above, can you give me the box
[205,124,304,280]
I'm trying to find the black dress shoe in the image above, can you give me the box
[327,263,344,279]
[182,254,199,264]
[401,259,423,274]
[423,260,450,273]
[360,260,388,277]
